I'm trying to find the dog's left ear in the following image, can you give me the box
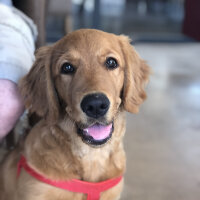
[119,35,150,113]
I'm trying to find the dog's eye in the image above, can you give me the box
[61,62,76,74]
[105,57,118,70]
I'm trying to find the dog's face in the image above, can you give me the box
[20,29,149,147]
[53,30,126,146]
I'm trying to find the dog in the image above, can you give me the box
[0,29,150,200]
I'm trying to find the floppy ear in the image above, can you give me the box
[19,46,60,123]
[119,35,150,113]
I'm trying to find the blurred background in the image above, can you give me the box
[45,0,197,43]
[3,0,200,199]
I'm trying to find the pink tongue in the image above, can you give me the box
[84,124,112,140]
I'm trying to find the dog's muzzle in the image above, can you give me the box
[78,93,113,146]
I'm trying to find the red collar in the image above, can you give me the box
[17,156,123,200]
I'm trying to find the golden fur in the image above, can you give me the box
[0,29,150,200]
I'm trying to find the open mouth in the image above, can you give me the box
[77,122,114,146]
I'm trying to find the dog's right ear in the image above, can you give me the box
[19,46,60,122]
[19,46,50,117]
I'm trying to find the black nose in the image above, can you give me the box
[81,93,110,119]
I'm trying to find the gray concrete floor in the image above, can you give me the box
[122,43,200,200]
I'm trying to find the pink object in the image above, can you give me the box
[83,123,112,140]
[0,79,24,140]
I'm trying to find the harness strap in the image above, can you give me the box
[17,156,123,200]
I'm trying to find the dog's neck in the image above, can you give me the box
[24,111,126,182]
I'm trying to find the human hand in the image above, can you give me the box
[0,79,24,140]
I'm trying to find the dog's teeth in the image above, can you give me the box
[83,128,89,134]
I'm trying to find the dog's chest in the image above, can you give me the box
[76,147,124,184]
[76,148,109,181]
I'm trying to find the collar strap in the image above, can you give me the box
[17,156,123,200]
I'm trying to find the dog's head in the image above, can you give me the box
[20,29,150,147]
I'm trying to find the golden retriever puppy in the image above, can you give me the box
[0,29,149,200]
